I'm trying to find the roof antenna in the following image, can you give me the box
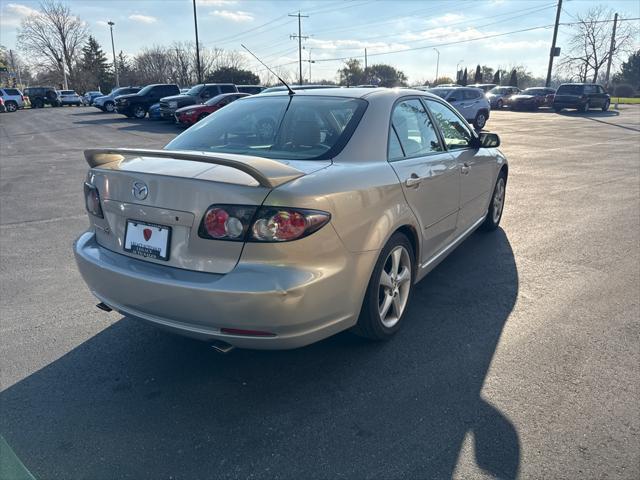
[241,44,295,95]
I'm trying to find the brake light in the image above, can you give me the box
[198,205,330,242]
[199,205,257,241]
[251,207,329,242]
[84,183,103,218]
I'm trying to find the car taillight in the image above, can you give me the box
[251,207,330,242]
[84,182,103,218]
[199,205,257,241]
[198,205,331,242]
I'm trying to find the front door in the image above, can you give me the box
[388,98,460,263]
[425,99,495,231]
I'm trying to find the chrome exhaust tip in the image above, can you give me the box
[96,302,113,312]
[210,340,235,354]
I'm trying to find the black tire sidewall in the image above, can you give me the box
[6,101,17,112]
[134,105,146,118]
[482,172,507,231]
[474,111,487,130]
[354,232,415,340]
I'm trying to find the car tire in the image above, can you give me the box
[581,101,590,112]
[496,99,504,109]
[352,232,415,341]
[481,171,507,232]
[133,105,147,119]
[33,98,44,108]
[553,106,562,112]
[602,100,610,112]
[5,101,18,112]
[474,110,488,130]
[104,101,115,113]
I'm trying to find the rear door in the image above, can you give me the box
[425,98,494,232]
[388,97,460,262]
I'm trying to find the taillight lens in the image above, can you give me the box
[251,207,330,242]
[84,182,103,218]
[199,205,257,241]
[198,205,330,242]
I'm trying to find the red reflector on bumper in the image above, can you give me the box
[221,328,276,337]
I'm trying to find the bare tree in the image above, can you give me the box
[17,0,88,86]
[559,6,637,83]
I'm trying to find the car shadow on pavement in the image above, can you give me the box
[0,229,520,479]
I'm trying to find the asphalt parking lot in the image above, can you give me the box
[1,105,639,480]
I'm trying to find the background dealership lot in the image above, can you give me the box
[1,104,639,479]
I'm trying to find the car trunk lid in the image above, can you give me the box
[85,148,328,274]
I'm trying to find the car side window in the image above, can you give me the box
[584,85,596,94]
[390,99,443,159]
[220,85,236,94]
[388,127,405,161]
[424,99,474,150]
[463,90,479,100]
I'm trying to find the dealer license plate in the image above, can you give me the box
[124,220,171,261]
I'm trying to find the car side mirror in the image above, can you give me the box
[479,132,500,148]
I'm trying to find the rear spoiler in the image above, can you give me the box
[84,148,305,188]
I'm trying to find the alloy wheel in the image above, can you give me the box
[6,102,17,112]
[105,102,115,112]
[492,177,505,224]
[378,246,412,328]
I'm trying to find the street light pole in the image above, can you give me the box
[192,0,202,84]
[433,48,440,85]
[456,59,464,83]
[107,21,119,87]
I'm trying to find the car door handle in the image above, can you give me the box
[461,163,470,175]
[405,173,423,188]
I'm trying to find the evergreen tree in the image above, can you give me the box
[492,70,500,84]
[474,64,482,83]
[80,35,112,91]
[612,50,640,90]
[461,68,468,86]
[509,69,518,87]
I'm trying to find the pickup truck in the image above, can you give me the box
[115,84,180,119]
[159,83,237,120]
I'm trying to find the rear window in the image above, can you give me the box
[557,85,584,95]
[60,90,75,95]
[166,95,367,161]
[4,89,20,95]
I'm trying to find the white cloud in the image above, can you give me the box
[428,13,465,25]
[402,26,489,43]
[211,10,253,22]
[128,14,158,24]
[95,20,109,27]
[198,0,238,5]
[487,40,549,51]
[5,3,39,17]
[307,38,409,54]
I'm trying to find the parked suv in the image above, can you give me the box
[486,86,521,109]
[116,84,180,118]
[553,83,610,112]
[428,86,491,129]
[57,90,83,106]
[23,86,60,108]
[0,87,25,112]
[159,83,237,119]
[94,86,140,112]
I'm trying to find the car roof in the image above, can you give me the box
[257,86,443,101]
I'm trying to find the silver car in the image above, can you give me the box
[428,87,491,130]
[74,88,508,350]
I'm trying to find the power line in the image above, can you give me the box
[312,17,640,64]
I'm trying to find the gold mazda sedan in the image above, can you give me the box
[74,88,508,351]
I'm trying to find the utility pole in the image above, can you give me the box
[289,11,309,85]
[545,0,562,87]
[9,49,22,87]
[305,48,315,83]
[433,48,440,85]
[364,48,368,84]
[107,21,119,87]
[604,12,618,89]
[192,0,202,84]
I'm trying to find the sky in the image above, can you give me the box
[1,0,639,84]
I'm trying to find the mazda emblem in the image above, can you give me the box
[132,181,148,200]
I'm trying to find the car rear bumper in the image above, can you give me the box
[74,231,375,349]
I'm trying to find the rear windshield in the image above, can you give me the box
[60,90,76,95]
[489,87,510,94]
[429,89,453,99]
[557,85,584,94]
[166,95,367,161]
